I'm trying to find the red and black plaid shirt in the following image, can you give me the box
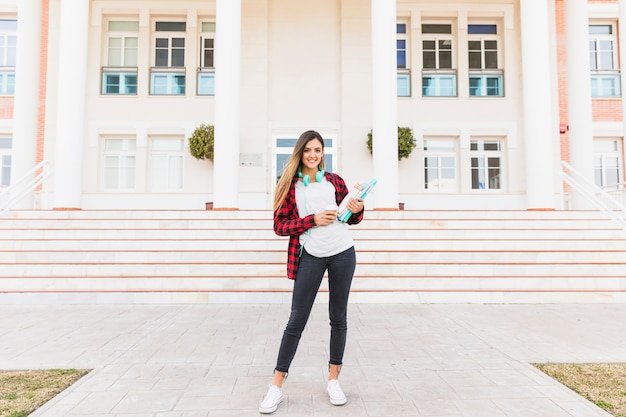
[274,172,364,280]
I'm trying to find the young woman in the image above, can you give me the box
[259,130,365,414]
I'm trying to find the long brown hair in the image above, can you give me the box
[273,130,326,211]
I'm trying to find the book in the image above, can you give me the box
[337,179,377,223]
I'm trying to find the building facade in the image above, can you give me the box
[1,0,624,212]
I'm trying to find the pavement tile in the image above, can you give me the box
[2,303,624,417]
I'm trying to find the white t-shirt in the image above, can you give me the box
[295,178,354,257]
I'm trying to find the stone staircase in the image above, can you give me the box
[1,209,625,304]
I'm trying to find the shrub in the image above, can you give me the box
[366,126,416,160]
[188,124,214,161]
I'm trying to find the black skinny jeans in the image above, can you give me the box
[275,246,356,373]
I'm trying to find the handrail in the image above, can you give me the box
[0,160,49,217]
[560,160,626,231]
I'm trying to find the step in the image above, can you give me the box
[1,209,625,304]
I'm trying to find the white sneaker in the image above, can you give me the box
[327,379,347,406]
[259,384,284,414]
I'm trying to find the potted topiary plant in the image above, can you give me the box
[188,123,215,209]
[188,123,215,161]
[366,126,416,161]
[367,126,415,210]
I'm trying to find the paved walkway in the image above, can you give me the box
[1,303,625,417]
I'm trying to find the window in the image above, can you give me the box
[0,137,11,187]
[150,21,186,95]
[468,24,503,97]
[422,24,456,97]
[589,24,621,98]
[470,139,503,190]
[102,138,136,190]
[594,139,622,188]
[102,20,138,95]
[148,137,183,191]
[397,22,410,97]
[274,137,334,183]
[198,22,216,95]
[424,139,457,191]
[0,20,17,95]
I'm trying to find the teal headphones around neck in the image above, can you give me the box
[298,167,325,186]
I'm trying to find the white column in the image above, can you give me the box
[519,0,556,209]
[212,0,241,209]
[565,0,594,209]
[52,0,90,209]
[371,0,399,209]
[10,0,42,209]
[619,1,626,155]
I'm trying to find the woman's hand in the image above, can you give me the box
[346,198,364,214]
[314,210,337,226]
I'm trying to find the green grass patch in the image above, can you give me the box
[0,369,89,417]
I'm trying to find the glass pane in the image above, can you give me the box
[441,157,455,178]
[203,50,214,67]
[198,72,215,95]
[104,74,120,94]
[484,141,500,151]
[589,45,598,70]
[468,40,481,51]
[422,76,433,96]
[439,51,452,68]
[397,50,406,68]
[105,138,123,151]
[589,25,611,35]
[468,51,481,69]
[156,38,169,48]
[109,21,139,32]
[156,22,186,32]
[599,49,614,70]
[422,24,451,34]
[172,38,185,48]
[424,157,438,189]
[325,154,333,173]
[276,154,290,182]
[121,156,135,188]
[174,75,186,94]
[0,138,11,148]
[151,154,167,189]
[124,74,137,94]
[468,24,497,35]
[424,139,454,151]
[0,20,17,31]
[471,157,485,189]
[484,51,498,69]
[488,157,501,189]
[202,22,216,33]
[155,49,169,67]
[104,156,119,188]
[594,140,618,152]
[422,50,436,69]
[168,156,183,189]
[397,73,410,97]
[277,139,297,147]
[486,76,501,96]
[1,155,10,186]
[108,38,122,66]
[172,49,185,66]
[439,76,455,96]
[152,138,183,151]
[469,77,481,96]
[605,157,619,186]
[594,156,603,186]
[124,37,138,66]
